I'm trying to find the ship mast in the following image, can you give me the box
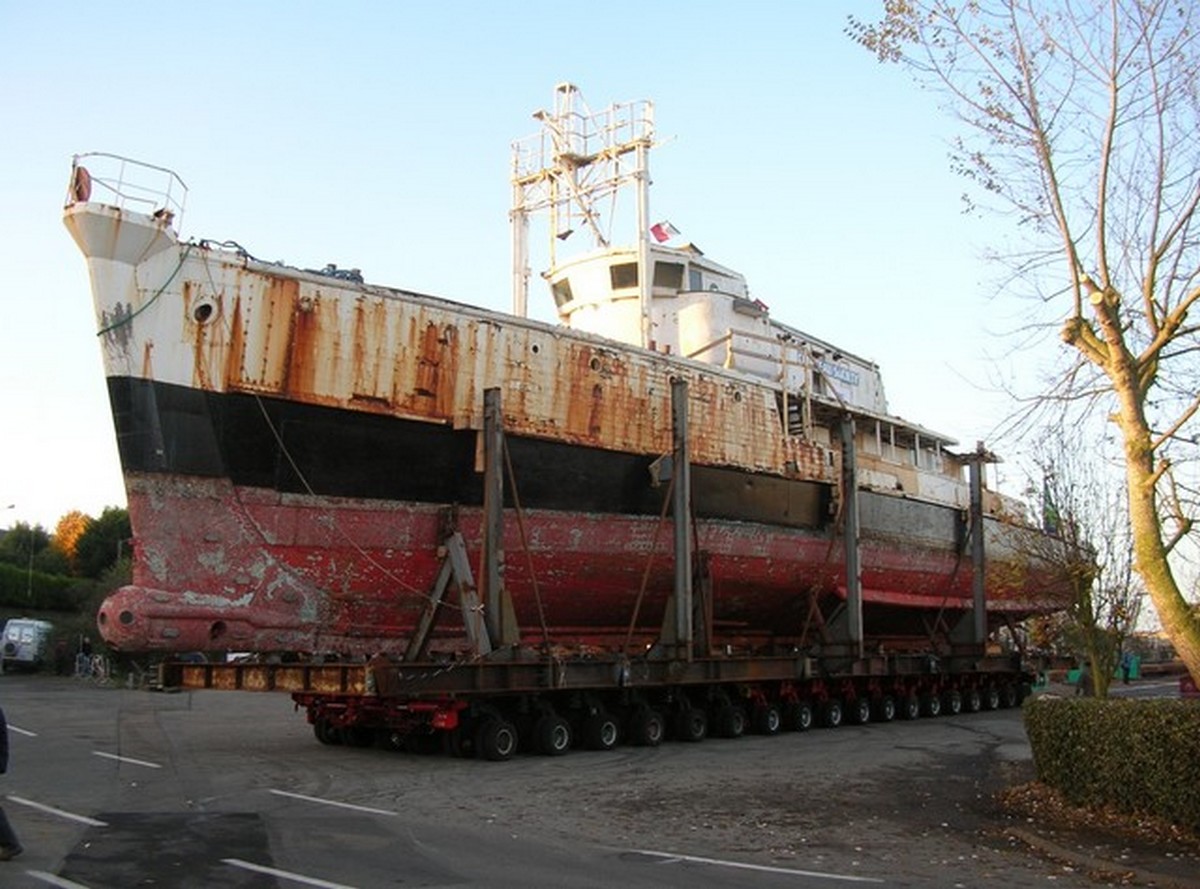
[510,83,656,347]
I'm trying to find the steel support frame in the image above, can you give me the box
[952,441,993,646]
[481,387,518,649]
[825,416,864,659]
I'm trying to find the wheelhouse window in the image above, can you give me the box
[688,267,703,291]
[653,261,684,290]
[551,278,573,307]
[610,262,638,290]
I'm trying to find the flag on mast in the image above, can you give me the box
[650,220,681,243]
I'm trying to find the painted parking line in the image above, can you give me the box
[92,751,162,769]
[632,849,886,883]
[224,857,359,889]
[26,870,94,889]
[9,724,37,738]
[6,795,107,827]
[268,788,397,816]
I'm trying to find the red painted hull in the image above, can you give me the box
[98,472,1061,656]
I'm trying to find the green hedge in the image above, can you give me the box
[0,561,81,611]
[1025,696,1200,830]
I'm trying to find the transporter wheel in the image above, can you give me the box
[847,697,872,725]
[752,704,782,735]
[582,713,620,751]
[628,708,666,747]
[378,729,406,752]
[783,700,814,732]
[823,699,844,728]
[343,726,376,748]
[714,705,746,739]
[943,690,963,716]
[964,688,982,713]
[1000,683,1019,708]
[405,730,441,755]
[900,694,921,720]
[534,715,572,756]
[476,718,519,761]
[921,693,942,717]
[873,695,896,722]
[675,708,708,743]
[443,726,469,758]
[983,686,1001,711]
[313,718,342,746]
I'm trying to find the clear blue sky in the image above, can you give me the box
[0,1,1047,531]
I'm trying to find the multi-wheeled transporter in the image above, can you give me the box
[66,87,1062,760]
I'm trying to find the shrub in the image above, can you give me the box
[0,561,80,611]
[1025,696,1200,830]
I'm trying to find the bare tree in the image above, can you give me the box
[1029,427,1143,697]
[848,0,1200,682]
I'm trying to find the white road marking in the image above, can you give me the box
[92,751,162,769]
[6,795,107,827]
[9,724,37,738]
[633,849,886,883]
[26,870,94,888]
[223,857,359,888]
[268,788,397,816]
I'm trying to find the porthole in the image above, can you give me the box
[192,301,216,323]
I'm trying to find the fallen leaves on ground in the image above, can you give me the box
[997,781,1200,855]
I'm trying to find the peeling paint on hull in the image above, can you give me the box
[95,470,1059,656]
[65,184,1071,659]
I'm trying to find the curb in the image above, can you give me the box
[1006,826,1195,889]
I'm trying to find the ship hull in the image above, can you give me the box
[97,376,1058,656]
[63,191,1068,658]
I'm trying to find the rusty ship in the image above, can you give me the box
[65,85,1068,664]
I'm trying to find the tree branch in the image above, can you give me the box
[1150,390,1200,453]
[1139,284,1200,370]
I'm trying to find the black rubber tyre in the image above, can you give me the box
[476,718,519,761]
[313,719,342,746]
[378,729,406,752]
[407,732,441,754]
[1000,683,1019,709]
[823,699,844,728]
[752,704,782,735]
[442,726,468,758]
[628,708,666,747]
[534,715,572,756]
[942,690,963,716]
[714,705,747,739]
[921,693,942,717]
[847,697,872,725]
[783,700,814,732]
[965,688,982,713]
[582,713,620,751]
[674,708,708,742]
[873,695,897,722]
[900,694,921,720]
[983,686,1001,710]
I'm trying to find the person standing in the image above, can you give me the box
[0,704,21,861]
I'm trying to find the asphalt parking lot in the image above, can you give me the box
[0,673,1167,888]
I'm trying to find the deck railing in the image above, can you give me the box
[66,152,188,228]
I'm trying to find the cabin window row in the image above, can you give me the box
[858,421,945,472]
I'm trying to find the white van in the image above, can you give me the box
[2,618,54,671]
